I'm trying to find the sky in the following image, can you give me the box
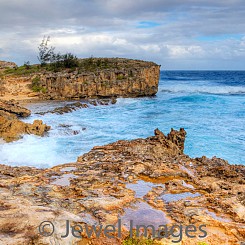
[0,0,245,70]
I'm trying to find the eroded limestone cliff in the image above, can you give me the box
[0,58,160,100]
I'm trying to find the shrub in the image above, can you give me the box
[117,74,124,80]
[31,76,46,93]
[4,65,40,75]
[122,236,156,245]
[37,37,79,70]
[51,52,79,69]
[24,61,31,70]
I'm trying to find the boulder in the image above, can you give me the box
[0,116,51,142]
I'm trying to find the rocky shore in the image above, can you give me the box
[0,97,119,141]
[0,59,244,245]
[0,128,244,244]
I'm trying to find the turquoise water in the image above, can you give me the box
[0,71,244,167]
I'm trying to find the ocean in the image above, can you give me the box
[0,70,244,167]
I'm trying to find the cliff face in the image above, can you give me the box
[40,63,160,99]
[0,58,160,100]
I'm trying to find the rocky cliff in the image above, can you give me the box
[39,59,160,99]
[0,58,160,100]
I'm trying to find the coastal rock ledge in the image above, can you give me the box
[0,129,244,245]
[0,58,160,100]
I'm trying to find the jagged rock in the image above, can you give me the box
[0,110,17,120]
[36,102,89,115]
[0,116,51,142]
[88,98,117,106]
[154,127,187,155]
[36,99,117,115]
[167,127,186,153]
[0,99,50,141]
[0,99,31,117]
[0,129,244,244]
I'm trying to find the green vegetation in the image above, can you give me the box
[4,65,40,76]
[101,80,111,88]
[197,242,209,245]
[117,74,125,80]
[122,236,157,245]
[23,61,31,69]
[31,76,46,93]
[78,57,111,72]
[37,36,55,65]
[2,57,133,76]
[37,36,79,71]
[2,37,138,76]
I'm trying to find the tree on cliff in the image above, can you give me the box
[37,36,55,65]
[37,36,78,69]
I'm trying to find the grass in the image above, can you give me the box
[4,65,41,76]
[2,58,132,77]
[117,74,125,80]
[122,236,157,245]
[123,236,208,245]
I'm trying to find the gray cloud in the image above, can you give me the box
[0,0,245,69]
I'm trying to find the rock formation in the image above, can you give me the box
[0,99,50,142]
[0,129,244,244]
[36,98,116,115]
[39,59,160,99]
[0,58,160,100]
[0,60,17,69]
[0,99,31,117]
[0,117,51,142]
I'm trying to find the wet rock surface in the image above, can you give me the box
[36,101,89,115]
[0,129,244,244]
[0,116,51,142]
[0,99,50,142]
[0,99,31,117]
[36,98,117,115]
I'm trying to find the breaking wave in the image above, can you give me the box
[161,85,245,95]
[0,70,244,167]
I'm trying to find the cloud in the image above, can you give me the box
[0,0,245,69]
